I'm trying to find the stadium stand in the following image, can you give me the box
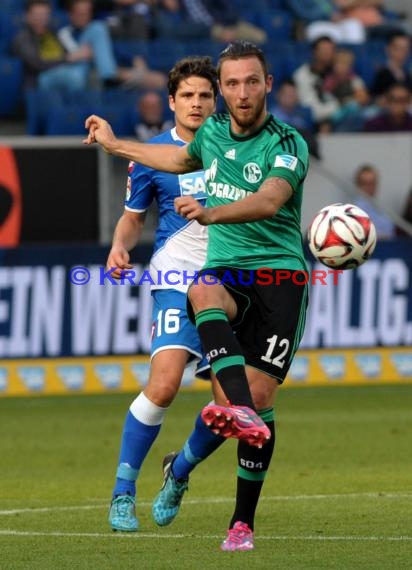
[0,56,23,117]
[25,86,139,135]
[0,9,23,55]
[1,1,411,135]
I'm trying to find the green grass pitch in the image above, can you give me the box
[1,385,411,569]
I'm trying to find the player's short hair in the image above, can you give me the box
[167,56,218,99]
[217,41,269,78]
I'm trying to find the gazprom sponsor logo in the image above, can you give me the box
[354,354,382,377]
[57,365,85,390]
[179,170,206,201]
[0,368,8,392]
[18,366,45,391]
[390,353,412,376]
[208,182,250,200]
[130,363,151,386]
[319,355,346,379]
[289,356,309,381]
[94,364,122,389]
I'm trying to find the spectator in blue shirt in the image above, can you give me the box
[270,79,320,158]
[353,164,396,240]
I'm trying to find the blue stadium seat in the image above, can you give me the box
[146,40,185,72]
[232,0,284,12]
[58,88,104,108]
[112,39,150,67]
[182,39,222,62]
[25,89,64,134]
[50,8,70,30]
[354,54,385,88]
[44,105,90,135]
[98,104,136,137]
[363,40,386,60]
[45,104,136,137]
[0,10,23,55]
[100,88,138,108]
[25,87,139,135]
[283,54,308,79]
[0,56,23,117]
[0,0,26,11]
[42,93,137,137]
[250,9,293,41]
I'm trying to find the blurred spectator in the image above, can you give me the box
[57,0,166,89]
[304,0,409,44]
[284,0,337,24]
[134,90,173,141]
[304,1,366,44]
[95,0,154,39]
[363,82,412,131]
[153,0,267,44]
[293,36,340,132]
[335,0,385,27]
[334,0,410,41]
[270,79,320,158]
[353,164,396,239]
[397,186,412,237]
[11,0,93,90]
[370,32,412,101]
[323,48,370,130]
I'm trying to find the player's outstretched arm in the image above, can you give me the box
[83,114,200,174]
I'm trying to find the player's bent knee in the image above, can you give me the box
[145,377,182,407]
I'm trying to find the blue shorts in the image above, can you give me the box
[151,289,210,378]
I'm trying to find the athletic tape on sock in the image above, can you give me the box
[130,392,167,426]
[116,463,139,481]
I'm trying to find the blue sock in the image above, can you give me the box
[113,393,167,497]
[172,410,225,480]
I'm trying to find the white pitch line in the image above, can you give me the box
[0,530,411,542]
[0,492,411,516]
[0,505,104,516]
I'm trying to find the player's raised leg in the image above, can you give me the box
[188,276,271,447]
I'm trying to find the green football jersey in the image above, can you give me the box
[187,113,309,270]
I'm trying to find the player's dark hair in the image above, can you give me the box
[217,41,268,78]
[167,56,218,99]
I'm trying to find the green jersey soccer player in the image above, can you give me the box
[85,41,310,551]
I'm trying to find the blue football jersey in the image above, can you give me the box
[125,127,208,293]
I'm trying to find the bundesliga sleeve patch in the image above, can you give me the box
[274,154,298,171]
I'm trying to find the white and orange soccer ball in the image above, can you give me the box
[308,203,377,269]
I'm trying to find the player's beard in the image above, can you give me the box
[228,97,266,131]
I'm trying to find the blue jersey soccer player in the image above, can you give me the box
[107,56,221,532]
